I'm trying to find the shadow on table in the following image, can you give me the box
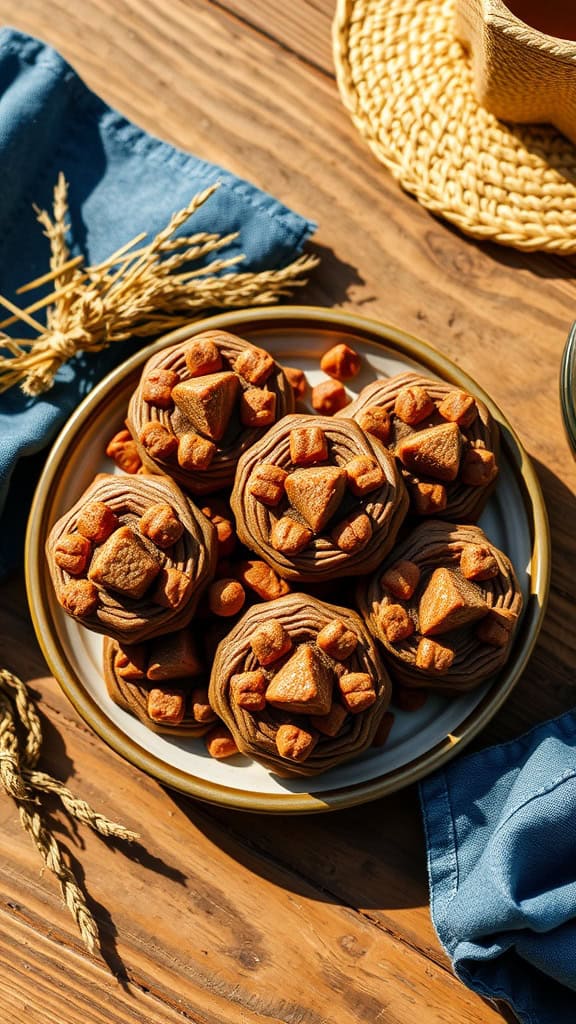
[18,682,189,984]
[429,209,576,283]
[483,241,576,282]
[168,783,429,914]
[163,453,576,918]
[11,427,575,997]
[532,453,576,564]
[416,139,576,287]
[293,240,366,306]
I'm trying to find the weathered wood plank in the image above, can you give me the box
[0,917,196,1024]
[0,671,506,1024]
[214,0,336,72]
[0,2,574,1022]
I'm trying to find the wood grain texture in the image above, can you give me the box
[0,657,506,1024]
[217,0,335,71]
[0,0,575,1021]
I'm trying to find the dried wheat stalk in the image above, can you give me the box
[0,175,318,396]
[0,667,139,953]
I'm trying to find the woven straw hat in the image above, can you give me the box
[333,0,576,253]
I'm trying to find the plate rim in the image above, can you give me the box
[25,305,551,813]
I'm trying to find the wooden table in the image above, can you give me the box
[0,2,574,1021]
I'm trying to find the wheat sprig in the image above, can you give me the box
[0,176,318,396]
[0,668,139,953]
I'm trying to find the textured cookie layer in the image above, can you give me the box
[127,330,294,495]
[209,592,392,777]
[340,372,499,522]
[230,413,409,581]
[103,630,215,737]
[357,522,522,692]
[47,473,216,643]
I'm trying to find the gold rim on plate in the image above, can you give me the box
[25,306,550,813]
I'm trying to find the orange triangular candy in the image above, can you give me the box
[284,466,346,533]
[172,372,239,441]
[418,567,488,636]
[397,422,462,482]
[265,645,333,715]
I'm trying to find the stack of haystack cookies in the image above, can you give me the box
[46,330,522,777]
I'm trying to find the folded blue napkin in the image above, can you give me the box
[420,708,576,1022]
[0,27,315,578]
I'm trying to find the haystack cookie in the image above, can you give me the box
[230,413,408,581]
[47,473,216,643]
[357,522,522,692]
[340,371,499,521]
[127,330,294,495]
[209,593,391,776]
[103,629,217,736]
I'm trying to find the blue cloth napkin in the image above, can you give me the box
[0,27,315,578]
[420,708,576,1022]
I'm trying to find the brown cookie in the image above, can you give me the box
[127,330,294,495]
[47,473,217,643]
[230,414,408,582]
[340,372,499,522]
[208,593,391,777]
[103,629,216,736]
[356,522,522,692]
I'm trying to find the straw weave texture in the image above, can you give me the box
[333,0,576,252]
[458,0,576,144]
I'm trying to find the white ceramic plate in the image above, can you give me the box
[26,307,550,812]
